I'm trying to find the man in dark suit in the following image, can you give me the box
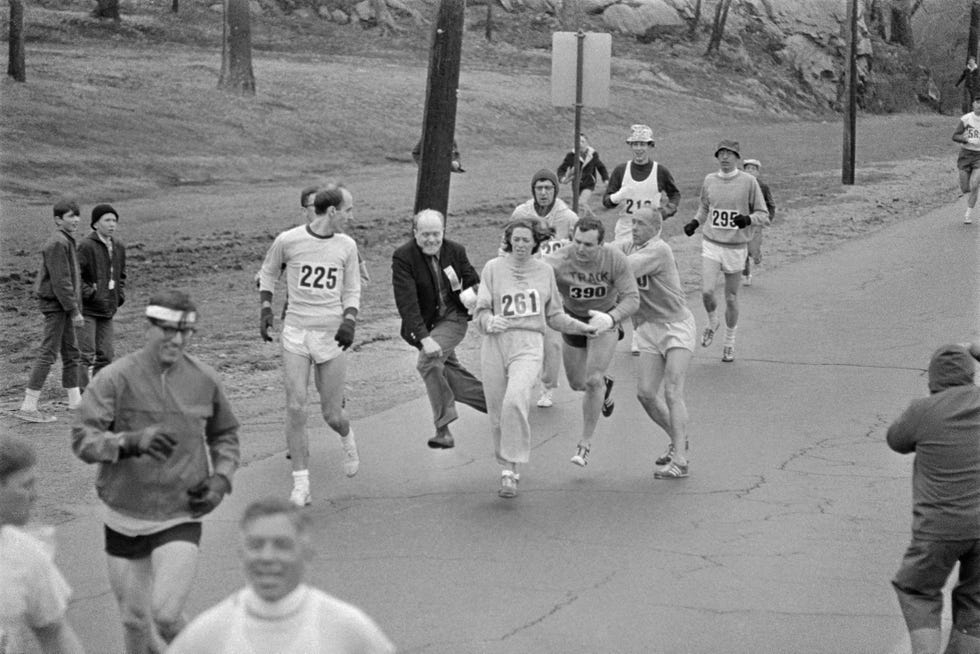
[392,209,487,449]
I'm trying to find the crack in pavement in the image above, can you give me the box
[499,570,617,641]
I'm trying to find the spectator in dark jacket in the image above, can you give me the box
[392,209,486,449]
[557,134,609,218]
[14,200,85,423]
[888,342,980,654]
[77,204,126,391]
[956,56,980,112]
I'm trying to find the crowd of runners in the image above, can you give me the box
[3,111,980,653]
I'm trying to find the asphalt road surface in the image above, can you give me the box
[59,200,978,653]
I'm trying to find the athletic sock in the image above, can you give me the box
[724,326,737,347]
[66,387,82,407]
[20,389,41,412]
[292,469,310,491]
[707,311,719,330]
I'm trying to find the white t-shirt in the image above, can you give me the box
[167,584,396,654]
[0,526,72,654]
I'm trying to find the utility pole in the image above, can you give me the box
[841,0,857,185]
[413,0,465,218]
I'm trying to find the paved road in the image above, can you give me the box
[59,201,978,653]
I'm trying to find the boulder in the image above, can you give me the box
[602,0,683,36]
[353,0,373,20]
[578,0,616,15]
[782,33,838,105]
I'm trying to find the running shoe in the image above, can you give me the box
[654,460,689,479]
[601,375,615,417]
[289,486,312,507]
[701,317,720,348]
[536,389,554,408]
[722,345,735,362]
[341,432,359,477]
[12,409,57,423]
[655,444,675,466]
[498,470,518,498]
[570,444,590,467]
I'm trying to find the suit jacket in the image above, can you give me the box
[391,238,480,347]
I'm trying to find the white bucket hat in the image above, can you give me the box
[626,124,655,144]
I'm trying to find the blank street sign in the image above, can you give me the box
[551,31,611,108]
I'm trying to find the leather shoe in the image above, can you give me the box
[427,427,455,449]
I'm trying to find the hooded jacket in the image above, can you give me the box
[887,345,980,540]
[509,169,579,242]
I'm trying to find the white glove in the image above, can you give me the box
[969,137,980,145]
[459,286,478,313]
[587,310,614,332]
[486,315,510,334]
[608,189,625,204]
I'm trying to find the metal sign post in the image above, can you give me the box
[552,32,611,213]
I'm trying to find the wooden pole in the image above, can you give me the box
[841,0,857,185]
[967,0,980,113]
[413,0,465,218]
[572,30,585,214]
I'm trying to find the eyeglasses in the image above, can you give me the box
[149,319,196,338]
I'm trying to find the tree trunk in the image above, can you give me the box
[868,0,887,39]
[888,0,913,48]
[705,0,731,55]
[8,0,25,82]
[218,0,256,95]
[687,0,701,40]
[485,0,493,42]
[91,0,120,20]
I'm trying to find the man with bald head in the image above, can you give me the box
[392,209,487,449]
[618,207,696,479]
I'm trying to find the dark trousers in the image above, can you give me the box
[27,310,80,391]
[417,317,487,429]
[893,536,980,637]
[78,315,115,390]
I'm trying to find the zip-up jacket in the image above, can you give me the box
[72,348,240,521]
[78,231,127,318]
[33,229,81,315]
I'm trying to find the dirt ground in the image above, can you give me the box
[0,34,966,524]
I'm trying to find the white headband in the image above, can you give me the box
[146,305,197,325]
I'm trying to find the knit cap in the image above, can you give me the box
[90,203,118,228]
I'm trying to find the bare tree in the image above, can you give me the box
[705,0,732,55]
[7,0,25,82]
[687,0,703,40]
[218,0,255,95]
[867,0,887,39]
[91,0,120,20]
[889,0,913,48]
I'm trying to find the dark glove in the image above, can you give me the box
[260,306,274,342]
[187,473,231,518]
[733,214,751,229]
[120,427,177,461]
[683,220,699,237]
[334,317,356,350]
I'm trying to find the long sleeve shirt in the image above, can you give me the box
[693,170,770,246]
[473,255,589,336]
[543,243,639,324]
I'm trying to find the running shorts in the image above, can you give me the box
[702,239,748,275]
[634,315,696,356]
[281,325,343,363]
